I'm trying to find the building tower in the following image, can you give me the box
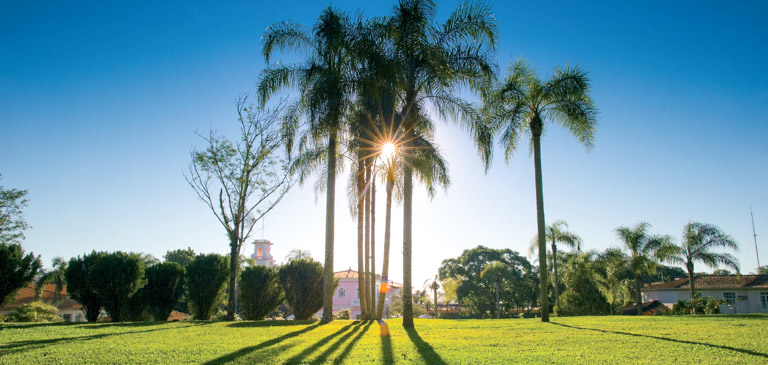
[251,239,275,267]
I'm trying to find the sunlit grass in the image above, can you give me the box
[1,316,766,364]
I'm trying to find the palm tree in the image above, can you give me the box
[480,261,513,319]
[615,222,674,315]
[596,248,633,314]
[529,220,582,305]
[35,256,67,307]
[482,60,597,322]
[285,249,312,262]
[666,222,739,311]
[388,0,497,328]
[423,275,440,318]
[258,7,355,323]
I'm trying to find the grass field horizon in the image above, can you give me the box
[1,315,767,364]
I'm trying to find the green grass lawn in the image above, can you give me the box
[1,315,767,364]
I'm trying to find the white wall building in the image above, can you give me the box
[642,275,768,314]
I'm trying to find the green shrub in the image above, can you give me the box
[88,252,146,322]
[66,251,106,322]
[672,297,723,315]
[239,266,284,320]
[5,301,62,322]
[144,262,185,321]
[333,309,351,320]
[186,253,229,320]
[278,259,328,320]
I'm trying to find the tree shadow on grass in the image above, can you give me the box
[550,322,768,360]
[405,327,447,365]
[283,321,359,364]
[333,321,373,365]
[226,320,317,328]
[312,321,366,363]
[0,325,180,357]
[203,323,323,365]
[381,330,393,364]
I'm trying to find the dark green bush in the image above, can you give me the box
[144,262,185,321]
[66,251,107,321]
[278,259,329,320]
[239,266,284,320]
[186,253,229,320]
[0,243,41,306]
[88,252,146,322]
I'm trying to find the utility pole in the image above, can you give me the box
[751,207,760,271]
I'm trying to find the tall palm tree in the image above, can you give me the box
[666,222,739,310]
[258,7,355,323]
[482,60,597,322]
[480,261,512,319]
[615,222,674,315]
[388,0,497,328]
[35,256,67,307]
[529,220,582,305]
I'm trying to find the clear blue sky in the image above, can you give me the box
[1,1,766,287]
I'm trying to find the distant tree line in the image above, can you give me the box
[437,221,742,318]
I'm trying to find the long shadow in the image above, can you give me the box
[0,325,180,357]
[550,322,768,359]
[381,330,393,364]
[203,323,322,365]
[226,320,316,328]
[333,321,373,365]
[283,321,358,364]
[404,327,447,365]
[313,321,366,363]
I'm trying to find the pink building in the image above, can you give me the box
[318,269,402,319]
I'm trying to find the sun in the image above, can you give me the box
[381,142,396,160]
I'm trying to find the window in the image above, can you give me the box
[723,292,736,306]
[257,248,262,259]
[761,292,768,309]
[62,314,71,322]
[338,287,346,298]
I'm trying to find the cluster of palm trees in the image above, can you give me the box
[257,0,497,325]
[533,221,740,316]
[256,0,601,326]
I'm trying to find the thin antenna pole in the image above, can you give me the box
[751,207,760,271]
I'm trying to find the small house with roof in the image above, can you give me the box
[641,275,768,314]
[0,283,86,322]
[317,269,402,319]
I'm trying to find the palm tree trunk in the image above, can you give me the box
[552,241,559,306]
[634,275,643,315]
[532,129,549,322]
[356,159,367,320]
[403,162,414,327]
[376,176,394,320]
[687,262,696,314]
[433,285,438,319]
[495,281,500,319]
[364,164,371,319]
[321,133,337,323]
[370,177,377,317]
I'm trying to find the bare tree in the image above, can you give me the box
[186,96,294,320]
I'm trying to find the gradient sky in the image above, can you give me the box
[1,1,766,288]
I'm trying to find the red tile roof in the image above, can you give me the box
[0,283,82,311]
[644,275,768,290]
